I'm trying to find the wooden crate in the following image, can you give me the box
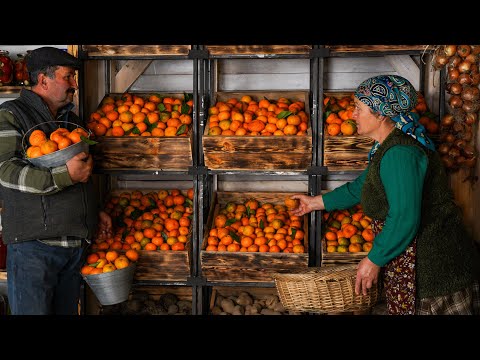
[108,189,191,282]
[209,286,292,315]
[321,237,368,266]
[201,191,309,284]
[323,91,374,171]
[202,91,312,170]
[92,93,193,171]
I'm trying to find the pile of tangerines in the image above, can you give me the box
[25,126,89,159]
[324,92,439,137]
[207,95,309,136]
[205,196,305,253]
[81,249,139,276]
[322,204,375,253]
[324,94,357,137]
[87,92,193,138]
[92,188,194,253]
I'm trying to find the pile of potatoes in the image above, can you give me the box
[100,292,192,315]
[210,291,300,315]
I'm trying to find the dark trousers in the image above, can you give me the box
[6,240,84,315]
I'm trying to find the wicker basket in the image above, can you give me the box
[273,264,379,314]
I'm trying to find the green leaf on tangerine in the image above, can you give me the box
[277,111,292,119]
[176,124,187,135]
[230,231,240,243]
[80,136,98,145]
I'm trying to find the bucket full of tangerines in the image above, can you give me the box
[81,249,139,306]
[22,121,94,168]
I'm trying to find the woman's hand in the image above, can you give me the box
[289,194,324,216]
[355,256,380,296]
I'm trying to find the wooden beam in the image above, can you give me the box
[385,55,420,90]
[111,60,152,94]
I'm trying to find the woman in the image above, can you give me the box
[291,75,479,315]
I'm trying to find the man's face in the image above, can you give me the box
[45,66,78,107]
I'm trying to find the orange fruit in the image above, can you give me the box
[29,129,47,146]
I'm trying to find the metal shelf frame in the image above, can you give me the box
[78,44,431,315]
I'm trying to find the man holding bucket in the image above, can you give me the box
[0,47,111,315]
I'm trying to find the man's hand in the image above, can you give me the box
[96,210,113,241]
[66,152,93,183]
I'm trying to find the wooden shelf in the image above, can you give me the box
[0,86,29,98]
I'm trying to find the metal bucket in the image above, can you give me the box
[28,140,89,168]
[83,264,136,306]
[23,121,91,168]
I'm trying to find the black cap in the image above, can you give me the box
[26,46,81,73]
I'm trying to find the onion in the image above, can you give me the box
[449,82,463,95]
[457,45,472,58]
[434,54,449,69]
[458,60,472,73]
[462,145,475,158]
[462,100,480,113]
[465,54,478,64]
[449,147,461,158]
[448,55,462,68]
[457,73,472,85]
[455,156,466,165]
[448,68,460,82]
[454,138,466,149]
[461,87,475,101]
[465,112,477,125]
[444,45,457,57]
[445,133,456,143]
[441,113,455,127]
[463,130,473,141]
[438,142,451,154]
[453,121,465,132]
[471,73,480,86]
[449,95,463,108]
[463,157,477,168]
[472,46,480,56]
[441,155,455,168]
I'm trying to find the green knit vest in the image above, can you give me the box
[361,128,474,299]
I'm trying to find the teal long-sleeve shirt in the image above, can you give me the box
[323,145,428,267]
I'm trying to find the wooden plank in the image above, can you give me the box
[94,137,193,170]
[449,168,480,244]
[131,250,190,282]
[131,75,194,92]
[128,286,192,301]
[220,59,309,74]
[385,55,420,90]
[81,45,191,57]
[327,45,428,53]
[207,45,311,56]
[219,74,309,91]
[325,57,393,73]
[324,72,397,90]
[324,135,374,171]
[200,191,309,284]
[0,271,6,281]
[111,60,152,93]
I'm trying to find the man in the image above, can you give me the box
[0,47,112,315]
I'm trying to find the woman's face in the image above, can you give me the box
[352,97,380,137]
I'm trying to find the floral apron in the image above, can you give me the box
[371,219,417,315]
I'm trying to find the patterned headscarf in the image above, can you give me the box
[354,75,435,159]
